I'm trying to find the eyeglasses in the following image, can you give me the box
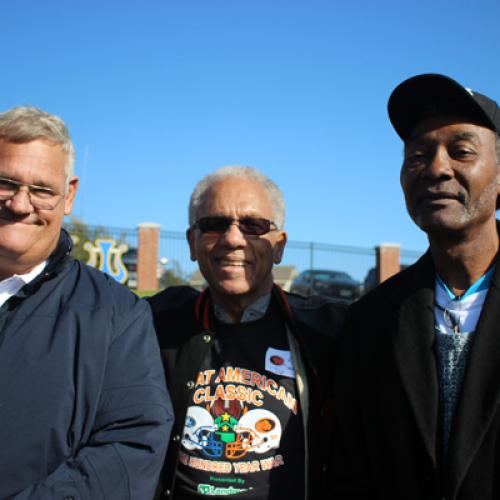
[193,216,277,236]
[0,176,64,210]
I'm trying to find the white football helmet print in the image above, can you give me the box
[181,406,216,451]
[236,409,282,454]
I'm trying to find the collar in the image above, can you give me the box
[195,284,294,331]
[0,260,47,307]
[213,293,271,324]
[0,260,47,287]
[436,265,496,301]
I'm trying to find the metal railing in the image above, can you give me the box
[65,222,424,288]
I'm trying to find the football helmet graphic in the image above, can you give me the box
[181,406,223,458]
[227,409,282,456]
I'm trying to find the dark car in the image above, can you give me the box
[290,269,361,302]
[122,247,138,289]
[363,267,377,295]
[362,264,409,295]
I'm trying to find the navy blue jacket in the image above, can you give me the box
[0,231,173,499]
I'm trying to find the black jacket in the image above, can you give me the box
[0,230,173,500]
[148,285,346,500]
[332,251,500,500]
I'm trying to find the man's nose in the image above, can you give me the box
[4,187,35,214]
[424,148,453,179]
[219,222,247,247]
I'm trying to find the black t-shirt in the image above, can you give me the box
[174,302,305,499]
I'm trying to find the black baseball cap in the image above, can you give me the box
[388,73,500,141]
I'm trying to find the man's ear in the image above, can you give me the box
[273,230,287,264]
[187,228,197,262]
[64,177,79,215]
[496,160,500,210]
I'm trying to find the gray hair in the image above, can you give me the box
[0,106,75,190]
[189,165,286,229]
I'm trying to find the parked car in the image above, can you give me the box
[362,264,409,295]
[290,269,361,302]
[122,247,138,289]
[362,266,377,295]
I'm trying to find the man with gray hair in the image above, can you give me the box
[149,165,345,500]
[0,106,172,499]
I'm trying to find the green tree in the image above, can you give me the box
[159,259,188,288]
[64,216,111,262]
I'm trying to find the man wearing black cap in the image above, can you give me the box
[331,74,500,500]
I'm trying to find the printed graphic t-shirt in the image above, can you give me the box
[174,302,305,499]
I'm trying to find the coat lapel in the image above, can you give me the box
[393,253,439,467]
[447,264,500,496]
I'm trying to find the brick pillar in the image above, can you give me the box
[137,223,160,292]
[376,243,401,285]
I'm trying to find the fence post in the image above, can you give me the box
[376,243,401,285]
[137,222,160,292]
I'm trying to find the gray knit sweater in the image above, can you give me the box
[435,330,474,457]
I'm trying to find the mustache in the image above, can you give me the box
[418,188,467,205]
[0,206,35,222]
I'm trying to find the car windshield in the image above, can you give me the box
[311,271,350,280]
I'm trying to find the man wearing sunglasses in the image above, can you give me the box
[149,166,345,500]
[332,74,500,500]
[0,106,172,499]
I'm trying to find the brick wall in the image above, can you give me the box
[137,223,160,292]
[376,243,401,285]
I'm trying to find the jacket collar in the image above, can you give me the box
[12,229,72,302]
[392,251,440,467]
[45,228,73,273]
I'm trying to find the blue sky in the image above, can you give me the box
[2,0,500,261]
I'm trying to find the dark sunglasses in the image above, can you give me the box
[194,216,277,236]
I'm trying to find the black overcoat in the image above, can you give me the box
[332,251,500,500]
